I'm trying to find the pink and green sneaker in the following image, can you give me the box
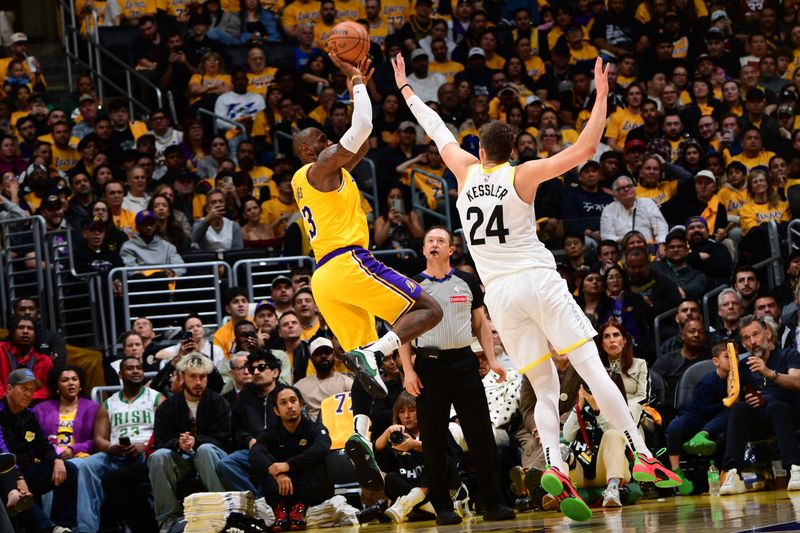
[633,451,683,488]
[540,465,592,522]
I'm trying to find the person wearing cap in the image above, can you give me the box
[563,160,613,244]
[270,275,295,316]
[72,215,124,276]
[741,87,781,149]
[662,169,728,234]
[397,227,515,525]
[70,93,100,141]
[217,349,285,496]
[0,33,46,90]
[0,368,77,532]
[454,46,493,98]
[704,27,740,77]
[295,338,354,421]
[406,48,447,104]
[120,208,186,275]
[604,84,645,152]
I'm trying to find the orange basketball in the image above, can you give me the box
[327,21,370,65]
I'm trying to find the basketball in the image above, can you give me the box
[327,21,370,65]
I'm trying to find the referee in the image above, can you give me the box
[399,227,515,525]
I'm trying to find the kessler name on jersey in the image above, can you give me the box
[465,183,509,202]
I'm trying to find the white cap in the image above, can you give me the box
[694,169,716,183]
[468,47,485,58]
[410,49,428,61]
[9,32,28,44]
[710,10,728,22]
[309,337,334,355]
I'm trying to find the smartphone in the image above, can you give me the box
[119,436,131,446]
[180,330,193,341]
[391,198,404,212]
[222,175,234,185]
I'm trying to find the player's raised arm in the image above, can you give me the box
[514,58,610,203]
[306,53,373,190]
[392,53,478,188]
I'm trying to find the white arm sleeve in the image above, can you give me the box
[406,94,457,151]
[339,84,372,153]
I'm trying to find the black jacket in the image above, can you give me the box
[249,417,331,476]
[153,389,231,452]
[231,383,286,450]
[0,398,57,470]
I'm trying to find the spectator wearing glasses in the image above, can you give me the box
[217,350,285,497]
[600,175,669,252]
[223,352,253,404]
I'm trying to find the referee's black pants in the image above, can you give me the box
[414,347,504,513]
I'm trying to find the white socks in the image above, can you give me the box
[525,358,569,474]
[368,331,401,356]
[354,414,371,441]
[568,342,652,458]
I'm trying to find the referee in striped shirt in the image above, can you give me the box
[399,227,515,525]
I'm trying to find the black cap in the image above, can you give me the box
[746,87,766,101]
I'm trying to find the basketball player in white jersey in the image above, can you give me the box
[392,56,682,521]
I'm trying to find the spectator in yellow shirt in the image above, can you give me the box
[294,287,321,341]
[214,287,254,360]
[50,121,81,173]
[428,38,464,82]
[313,0,338,49]
[260,171,298,237]
[739,169,790,265]
[282,0,321,39]
[726,128,776,171]
[604,84,644,152]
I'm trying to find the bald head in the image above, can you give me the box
[293,127,330,164]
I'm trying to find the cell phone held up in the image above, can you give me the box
[180,330,193,341]
[119,436,131,446]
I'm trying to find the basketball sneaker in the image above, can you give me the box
[345,432,384,491]
[632,452,683,488]
[720,468,746,495]
[540,465,592,522]
[385,487,426,523]
[341,347,388,399]
[602,486,622,508]
[789,465,800,491]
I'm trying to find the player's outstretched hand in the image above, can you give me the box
[594,57,611,98]
[329,51,363,79]
[391,52,407,90]
[345,56,374,94]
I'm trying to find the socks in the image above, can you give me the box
[524,359,569,474]
[354,414,371,440]
[569,343,653,458]
[367,331,401,355]
[607,478,620,490]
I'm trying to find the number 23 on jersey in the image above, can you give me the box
[302,206,317,240]
[466,205,509,245]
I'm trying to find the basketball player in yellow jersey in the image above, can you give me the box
[292,53,443,491]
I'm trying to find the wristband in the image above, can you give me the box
[399,83,411,92]
[351,75,363,83]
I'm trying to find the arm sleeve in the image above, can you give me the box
[405,94,457,151]
[339,85,372,153]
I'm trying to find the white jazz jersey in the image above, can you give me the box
[105,387,162,445]
[456,162,556,286]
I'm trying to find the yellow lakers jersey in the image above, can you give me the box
[320,392,355,450]
[291,163,370,259]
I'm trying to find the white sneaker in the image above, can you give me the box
[452,483,473,518]
[788,465,800,490]
[602,486,622,508]
[385,487,426,523]
[52,528,72,533]
[720,469,746,495]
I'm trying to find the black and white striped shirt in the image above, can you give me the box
[413,268,483,350]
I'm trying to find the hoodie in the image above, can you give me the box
[120,234,186,276]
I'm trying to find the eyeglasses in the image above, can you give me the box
[615,184,634,192]
[247,363,269,373]
[233,365,248,372]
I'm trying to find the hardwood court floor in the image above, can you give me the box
[336,492,800,532]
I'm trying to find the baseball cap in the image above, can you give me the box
[255,299,276,314]
[624,138,647,151]
[579,160,600,172]
[696,53,713,63]
[685,215,709,228]
[309,337,334,355]
[778,105,795,116]
[410,49,428,61]
[746,87,766,101]
[468,47,485,58]
[726,161,747,173]
[135,210,156,225]
[499,84,519,96]
[8,368,41,388]
[271,275,292,287]
[398,121,417,132]
[524,95,542,106]
[10,33,28,45]
[706,27,725,40]
[710,10,728,22]
[41,195,62,211]
[694,169,716,183]
[79,93,96,104]
[83,215,105,230]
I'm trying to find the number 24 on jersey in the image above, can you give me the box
[466,205,509,245]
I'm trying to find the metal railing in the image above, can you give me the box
[702,284,729,329]
[653,306,678,355]
[409,169,452,231]
[788,219,800,256]
[197,108,248,139]
[233,256,315,302]
[107,261,230,345]
[0,216,53,331]
[751,220,784,290]
[372,248,419,260]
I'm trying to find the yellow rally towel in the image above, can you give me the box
[723,342,740,407]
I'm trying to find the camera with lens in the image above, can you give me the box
[389,430,406,446]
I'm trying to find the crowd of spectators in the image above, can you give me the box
[4,0,800,530]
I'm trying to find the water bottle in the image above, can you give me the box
[708,461,721,497]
